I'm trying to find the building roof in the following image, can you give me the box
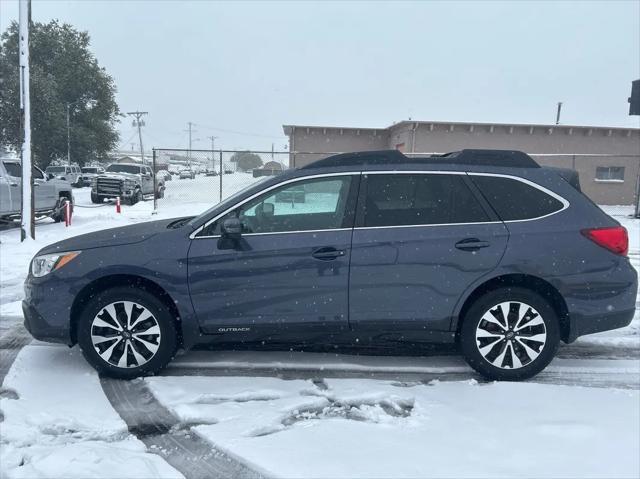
[283,120,639,135]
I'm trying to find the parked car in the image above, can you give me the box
[79,166,105,187]
[179,169,195,180]
[205,169,218,177]
[23,149,637,380]
[45,164,82,187]
[157,169,172,181]
[92,163,164,205]
[1,157,74,224]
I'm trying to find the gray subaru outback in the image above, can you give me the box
[23,149,637,380]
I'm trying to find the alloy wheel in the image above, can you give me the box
[475,301,547,370]
[90,301,161,368]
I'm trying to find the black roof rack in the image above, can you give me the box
[301,149,540,169]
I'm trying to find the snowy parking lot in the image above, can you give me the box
[1,174,639,478]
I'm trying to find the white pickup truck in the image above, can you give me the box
[0,156,74,224]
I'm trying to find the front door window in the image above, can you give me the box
[199,175,354,236]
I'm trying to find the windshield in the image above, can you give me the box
[82,167,99,173]
[3,161,21,177]
[187,176,270,227]
[106,164,141,174]
[46,166,66,173]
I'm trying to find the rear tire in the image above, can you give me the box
[460,287,560,381]
[51,196,73,222]
[77,286,178,379]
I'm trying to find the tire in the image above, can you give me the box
[51,196,73,223]
[459,287,560,381]
[91,193,102,204]
[129,189,143,205]
[77,286,178,379]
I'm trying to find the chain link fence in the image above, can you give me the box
[151,148,291,211]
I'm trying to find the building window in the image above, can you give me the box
[595,166,625,182]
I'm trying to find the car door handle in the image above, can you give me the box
[455,238,491,251]
[312,247,346,261]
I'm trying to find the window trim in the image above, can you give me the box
[190,172,359,239]
[190,170,570,239]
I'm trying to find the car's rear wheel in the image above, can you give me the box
[51,196,73,222]
[77,287,178,379]
[460,287,560,381]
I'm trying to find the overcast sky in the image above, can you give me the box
[1,0,639,152]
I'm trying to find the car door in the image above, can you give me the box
[349,172,508,340]
[1,161,20,213]
[188,173,359,342]
[32,167,57,210]
[142,167,153,194]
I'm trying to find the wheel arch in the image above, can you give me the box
[454,274,570,342]
[70,273,183,347]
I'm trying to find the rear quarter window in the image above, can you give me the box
[470,175,565,221]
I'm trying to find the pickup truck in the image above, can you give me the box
[79,166,105,186]
[0,157,74,224]
[91,163,164,205]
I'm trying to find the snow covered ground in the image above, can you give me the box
[1,174,639,478]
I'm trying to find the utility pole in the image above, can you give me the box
[19,0,34,241]
[66,104,71,165]
[207,135,218,171]
[127,111,148,163]
[184,122,197,170]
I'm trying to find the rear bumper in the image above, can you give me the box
[562,259,637,343]
[566,308,635,343]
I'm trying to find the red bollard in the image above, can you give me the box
[64,200,71,227]
[116,196,121,214]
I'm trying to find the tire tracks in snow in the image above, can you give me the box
[100,377,267,479]
[0,319,32,386]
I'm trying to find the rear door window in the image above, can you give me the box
[362,174,489,227]
[470,175,565,221]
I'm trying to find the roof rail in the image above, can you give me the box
[301,149,540,169]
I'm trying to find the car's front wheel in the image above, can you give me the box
[460,287,560,381]
[77,287,178,379]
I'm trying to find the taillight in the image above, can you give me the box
[581,226,629,256]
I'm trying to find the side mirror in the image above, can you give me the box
[221,217,242,240]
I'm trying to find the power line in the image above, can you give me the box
[193,122,286,140]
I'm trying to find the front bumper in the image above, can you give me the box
[23,273,75,345]
[22,301,71,344]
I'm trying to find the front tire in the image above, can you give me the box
[460,287,560,381]
[77,287,178,379]
[129,188,143,205]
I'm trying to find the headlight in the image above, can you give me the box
[91,178,98,187]
[31,251,81,278]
